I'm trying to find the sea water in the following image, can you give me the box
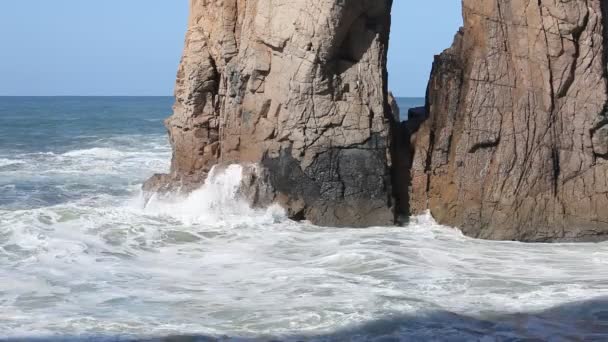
[1,97,608,341]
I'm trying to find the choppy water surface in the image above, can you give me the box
[1,97,608,341]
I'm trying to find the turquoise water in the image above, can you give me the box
[0,97,607,341]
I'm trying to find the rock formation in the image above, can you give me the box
[146,0,400,227]
[411,0,608,241]
[148,0,608,242]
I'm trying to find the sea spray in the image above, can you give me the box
[142,164,286,225]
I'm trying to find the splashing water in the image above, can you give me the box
[143,164,286,226]
[1,97,608,341]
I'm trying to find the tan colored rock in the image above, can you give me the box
[411,0,608,241]
[146,0,399,227]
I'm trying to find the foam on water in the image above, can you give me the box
[2,97,608,340]
[0,134,171,210]
[142,164,286,226]
[62,147,128,159]
[1,154,608,340]
[0,158,25,168]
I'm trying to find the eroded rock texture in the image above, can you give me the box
[147,0,398,227]
[411,0,608,241]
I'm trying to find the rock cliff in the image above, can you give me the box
[146,0,399,227]
[411,0,608,241]
[148,0,608,242]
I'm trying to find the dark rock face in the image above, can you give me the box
[145,0,400,227]
[262,138,395,227]
[411,0,608,241]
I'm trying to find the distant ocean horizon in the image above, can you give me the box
[395,97,425,120]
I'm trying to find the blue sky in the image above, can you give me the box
[0,1,462,97]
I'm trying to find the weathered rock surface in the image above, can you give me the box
[148,0,608,241]
[146,0,399,227]
[411,0,608,241]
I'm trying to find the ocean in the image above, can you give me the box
[1,96,607,341]
[395,97,424,120]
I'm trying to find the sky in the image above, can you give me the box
[0,1,462,97]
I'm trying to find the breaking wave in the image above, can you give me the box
[0,158,25,168]
[2,156,608,340]
[142,164,286,225]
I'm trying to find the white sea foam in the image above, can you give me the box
[0,137,171,180]
[1,162,608,340]
[142,164,286,226]
[62,147,127,159]
[0,158,25,168]
[2,150,608,339]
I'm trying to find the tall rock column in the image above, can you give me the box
[411,0,608,241]
[147,0,399,227]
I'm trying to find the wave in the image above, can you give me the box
[62,147,127,159]
[0,158,25,168]
[141,164,286,225]
[0,139,171,209]
[2,160,608,339]
[2,146,170,176]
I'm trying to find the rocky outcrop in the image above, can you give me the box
[148,0,608,241]
[411,0,608,241]
[146,0,400,227]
